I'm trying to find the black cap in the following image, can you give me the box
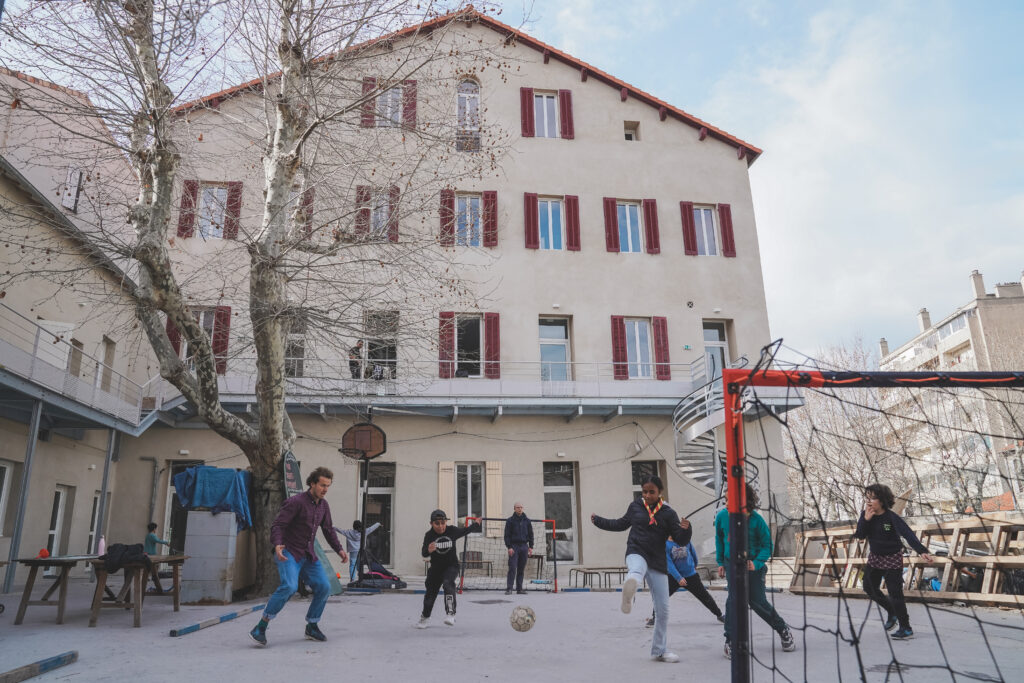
[430,509,448,522]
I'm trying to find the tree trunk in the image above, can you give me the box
[249,452,287,596]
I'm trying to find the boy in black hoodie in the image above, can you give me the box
[417,509,481,629]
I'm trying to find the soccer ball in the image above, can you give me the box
[510,605,536,632]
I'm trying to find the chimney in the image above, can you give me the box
[917,308,931,332]
[971,270,986,298]
[879,338,889,358]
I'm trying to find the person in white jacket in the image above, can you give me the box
[335,520,381,582]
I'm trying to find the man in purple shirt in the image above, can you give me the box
[250,467,348,646]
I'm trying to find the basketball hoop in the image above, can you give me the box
[339,422,386,461]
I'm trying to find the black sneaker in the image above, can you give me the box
[516,589,527,595]
[249,625,267,647]
[304,623,326,642]
[780,627,796,652]
[505,589,513,595]
[883,615,898,631]
[891,627,914,640]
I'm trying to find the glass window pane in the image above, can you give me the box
[456,466,468,519]
[628,205,641,252]
[694,208,706,255]
[703,323,725,343]
[617,204,628,251]
[631,461,658,486]
[626,320,639,375]
[540,343,568,381]
[539,319,567,339]
[545,97,557,137]
[534,96,544,134]
[539,200,550,249]
[703,209,717,255]
[543,462,574,486]
[637,321,651,365]
[470,465,482,518]
[368,462,396,488]
[550,201,562,249]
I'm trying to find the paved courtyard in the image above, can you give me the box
[2,583,1022,682]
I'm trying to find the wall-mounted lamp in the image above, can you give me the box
[552,303,560,309]
[712,307,722,314]
[556,451,566,458]
[178,449,190,456]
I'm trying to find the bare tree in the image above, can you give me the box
[0,0,517,592]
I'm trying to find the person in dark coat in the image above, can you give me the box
[591,475,691,663]
[854,482,934,640]
[504,502,534,595]
[416,510,481,629]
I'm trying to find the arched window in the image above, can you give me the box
[457,79,480,151]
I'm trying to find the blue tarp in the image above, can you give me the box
[173,466,253,530]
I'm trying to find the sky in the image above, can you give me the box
[496,0,1024,362]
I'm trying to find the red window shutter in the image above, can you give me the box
[439,189,455,246]
[300,187,315,238]
[523,192,539,249]
[360,77,377,127]
[438,311,455,378]
[558,89,574,140]
[176,180,199,238]
[610,315,628,380]
[680,201,697,255]
[212,306,231,375]
[484,312,500,379]
[719,203,737,257]
[642,198,660,254]
[387,185,400,242]
[603,197,619,252]
[520,87,535,137]
[565,195,581,251]
[401,79,417,129]
[355,185,371,235]
[223,181,242,239]
[652,316,671,380]
[165,316,182,355]
[482,190,498,247]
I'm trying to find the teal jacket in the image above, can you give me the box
[714,508,772,571]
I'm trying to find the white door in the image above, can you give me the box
[44,485,70,575]
[543,462,578,562]
[703,322,727,382]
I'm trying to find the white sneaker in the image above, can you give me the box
[621,577,638,614]
[653,652,680,663]
[415,617,429,629]
[443,615,456,626]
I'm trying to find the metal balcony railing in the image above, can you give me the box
[0,303,143,425]
[143,356,706,405]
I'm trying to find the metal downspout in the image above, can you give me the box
[93,431,118,553]
[140,456,159,522]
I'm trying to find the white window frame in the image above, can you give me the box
[0,460,12,535]
[539,317,571,381]
[533,92,559,138]
[198,184,228,239]
[693,205,718,256]
[370,191,391,237]
[538,197,565,251]
[625,318,653,379]
[617,201,643,253]
[284,320,306,378]
[456,79,481,151]
[377,87,402,127]
[455,462,484,523]
[455,314,483,378]
[455,194,482,247]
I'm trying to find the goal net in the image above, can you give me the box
[724,347,1024,682]
[458,517,559,592]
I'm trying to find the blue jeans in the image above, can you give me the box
[349,548,359,582]
[723,564,787,642]
[263,550,331,624]
[625,553,670,657]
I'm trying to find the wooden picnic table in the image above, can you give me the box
[14,554,98,625]
[88,554,187,628]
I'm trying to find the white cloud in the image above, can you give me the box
[703,5,1024,358]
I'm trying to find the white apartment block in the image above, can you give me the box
[0,12,795,589]
[879,269,1024,512]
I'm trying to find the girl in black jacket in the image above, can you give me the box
[854,483,934,640]
[591,475,692,663]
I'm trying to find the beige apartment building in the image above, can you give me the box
[1,13,793,590]
[879,269,1024,512]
